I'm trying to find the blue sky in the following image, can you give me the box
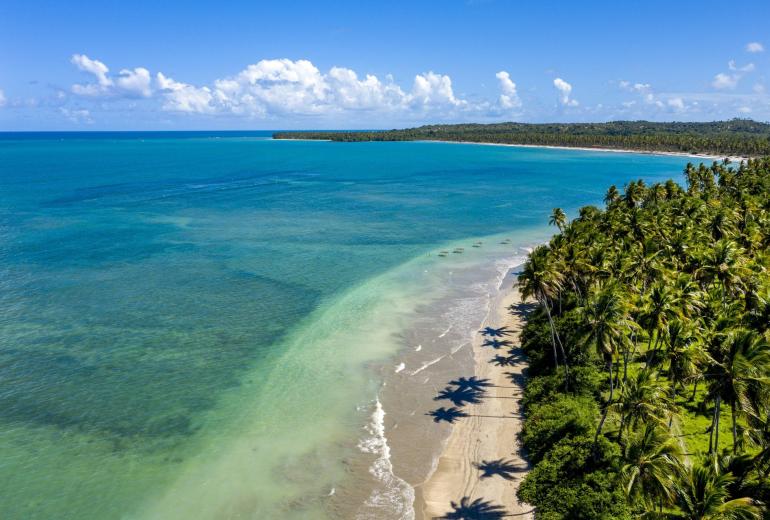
[1,0,768,130]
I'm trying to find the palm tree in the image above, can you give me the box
[614,370,677,443]
[580,287,636,441]
[697,240,747,306]
[671,463,762,519]
[708,330,770,453]
[519,245,569,383]
[640,283,679,367]
[549,207,567,231]
[621,424,683,511]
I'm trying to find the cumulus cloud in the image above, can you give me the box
[116,68,152,97]
[71,54,153,98]
[667,97,685,111]
[746,42,765,53]
[553,77,578,106]
[712,60,755,90]
[495,71,521,109]
[163,59,466,116]
[712,73,739,90]
[410,71,463,106]
[0,89,6,107]
[156,73,214,113]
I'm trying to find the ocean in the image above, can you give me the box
[0,132,689,519]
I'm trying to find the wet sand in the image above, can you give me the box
[415,274,533,520]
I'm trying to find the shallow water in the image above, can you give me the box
[0,133,689,519]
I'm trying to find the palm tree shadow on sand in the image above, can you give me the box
[507,302,537,320]
[474,459,528,481]
[447,376,493,391]
[436,497,509,519]
[482,338,513,349]
[427,407,469,423]
[479,326,512,338]
[434,386,486,407]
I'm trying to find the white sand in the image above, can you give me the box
[416,282,534,519]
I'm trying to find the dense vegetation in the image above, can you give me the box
[515,157,770,518]
[273,120,770,157]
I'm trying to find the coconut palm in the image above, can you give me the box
[707,330,770,453]
[549,207,567,231]
[614,370,677,443]
[670,463,762,519]
[519,245,569,381]
[621,424,683,510]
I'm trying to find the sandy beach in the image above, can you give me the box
[421,140,748,163]
[415,274,534,520]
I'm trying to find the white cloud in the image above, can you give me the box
[553,77,578,106]
[59,107,93,124]
[728,60,755,72]
[71,54,112,88]
[327,67,405,110]
[116,68,152,97]
[0,89,6,107]
[156,73,214,113]
[619,81,651,93]
[712,60,756,90]
[410,71,463,106]
[667,97,685,111]
[739,106,752,114]
[163,59,469,116]
[71,54,153,98]
[712,72,739,90]
[495,71,521,109]
[746,42,765,53]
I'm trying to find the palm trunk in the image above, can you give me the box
[595,361,613,444]
[544,301,569,390]
[541,297,559,371]
[714,395,722,453]
[690,379,699,402]
[731,401,737,454]
[645,330,655,367]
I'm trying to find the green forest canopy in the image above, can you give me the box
[515,157,770,518]
[273,120,770,157]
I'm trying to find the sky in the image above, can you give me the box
[1,0,769,130]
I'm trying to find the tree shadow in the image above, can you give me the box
[427,407,469,423]
[474,459,528,481]
[507,302,537,319]
[482,338,513,349]
[490,355,516,367]
[480,326,512,337]
[504,371,527,387]
[448,376,493,392]
[435,386,486,407]
[437,497,509,519]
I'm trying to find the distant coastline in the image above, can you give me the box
[273,120,770,159]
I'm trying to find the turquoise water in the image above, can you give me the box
[0,134,689,519]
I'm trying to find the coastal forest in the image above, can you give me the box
[516,157,770,518]
[273,120,770,157]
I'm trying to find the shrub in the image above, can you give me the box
[518,435,630,520]
[520,395,597,463]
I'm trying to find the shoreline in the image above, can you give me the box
[418,140,748,163]
[413,268,533,520]
[271,136,749,163]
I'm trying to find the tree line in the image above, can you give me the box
[273,120,770,157]
[515,157,770,518]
